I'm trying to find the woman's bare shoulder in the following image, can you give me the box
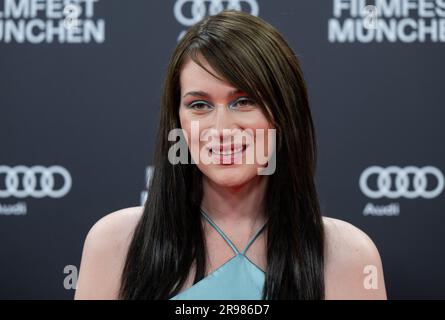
[321,216,387,300]
[86,206,143,244]
[74,206,144,300]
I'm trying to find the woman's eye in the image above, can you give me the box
[187,102,212,111]
[231,98,256,109]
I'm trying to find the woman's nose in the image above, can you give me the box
[213,103,234,128]
[206,103,239,143]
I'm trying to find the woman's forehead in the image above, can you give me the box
[180,59,246,100]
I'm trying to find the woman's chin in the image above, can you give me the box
[205,166,255,188]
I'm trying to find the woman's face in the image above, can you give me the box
[178,55,275,188]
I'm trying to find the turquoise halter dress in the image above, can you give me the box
[170,208,268,300]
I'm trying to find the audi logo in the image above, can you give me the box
[174,0,259,26]
[0,165,72,198]
[359,166,444,199]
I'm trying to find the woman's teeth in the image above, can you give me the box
[210,145,246,155]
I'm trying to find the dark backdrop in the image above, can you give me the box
[1,0,444,299]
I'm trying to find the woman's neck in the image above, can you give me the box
[200,175,268,233]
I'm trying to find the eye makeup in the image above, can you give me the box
[184,96,257,111]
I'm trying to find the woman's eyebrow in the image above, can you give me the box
[182,89,243,99]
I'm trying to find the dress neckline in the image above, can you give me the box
[200,207,269,256]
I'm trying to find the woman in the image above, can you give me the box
[74,10,387,300]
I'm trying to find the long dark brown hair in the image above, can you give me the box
[119,10,325,300]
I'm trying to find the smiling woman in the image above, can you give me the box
[74,9,387,300]
[178,53,276,177]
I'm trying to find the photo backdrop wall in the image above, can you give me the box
[1,0,444,299]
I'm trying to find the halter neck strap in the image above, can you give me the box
[200,207,268,255]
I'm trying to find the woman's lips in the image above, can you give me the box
[208,144,246,155]
[206,144,248,164]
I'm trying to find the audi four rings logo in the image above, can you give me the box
[359,166,444,199]
[174,0,259,26]
[0,165,72,198]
